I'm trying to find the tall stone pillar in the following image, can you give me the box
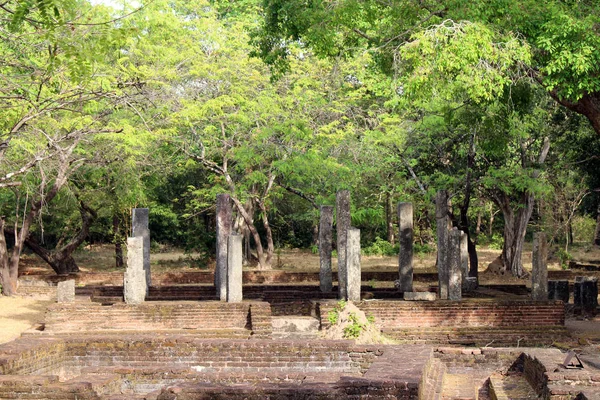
[531,232,549,301]
[132,208,150,290]
[319,205,334,293]
[346,228,361,302]
[336,190,351,299]
[460,231,468,285]
[226,234,243,303]
[124,236,146,304]
[448,229,462,301]
[435,191,450,299]
[216,194,232,301]
[397,202,413,292]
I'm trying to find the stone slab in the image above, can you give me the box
[403,291,437,301]
[56,280,75,303]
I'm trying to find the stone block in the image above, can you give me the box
[216,194,232,301]
[346,228,361,302]
[319,205,333,293]
[397,202,413,292]
[56,280,75,303]
[574,276,598,314]
[226,234,243,303]
[132,208,151,289]
[436,190,450,300]
[403,291,436,301]
[531,232,548,301]
[124,236,146,304]
[448,229,462,301]
[336,190,351,300]
[462,277,478,292]
[548,280,569,303]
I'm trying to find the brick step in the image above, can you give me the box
[39,328,252,337]
[383,326,570,346]
[489,374,537,400]
[440,373,478,400]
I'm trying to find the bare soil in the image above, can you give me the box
[0,297,51,345]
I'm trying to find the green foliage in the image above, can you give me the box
[572,216,597,244]
[327,300,347,326]
[363,237,398,256]
[343,312,364,339]
[414,243,435,255]
[479,233,504,250]
[555,249,573,270]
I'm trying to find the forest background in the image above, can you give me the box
[1,0,599,295]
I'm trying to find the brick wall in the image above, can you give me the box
[319,299,565,329]
[44,301,272,337]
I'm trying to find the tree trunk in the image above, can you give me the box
[22,201,96,275]
[458,129,478,279]
[230,195,270,269]
[0,219,17,296]
[113,215,124,269]
[496,192,535,278]
[550,91,600,136]
[386,192,395,243]
[257,199,274,269]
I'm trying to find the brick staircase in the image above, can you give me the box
[489,373,537,400]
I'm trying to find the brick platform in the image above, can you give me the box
[318,299,569,345]
[43,301,272,338]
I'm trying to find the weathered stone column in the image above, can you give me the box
[226,234,243,303]
[216,194,232,301]
[346,228,361,302]
[460,231,468,281]
[336,190,351,299]
[132,208,150,290]
[448,229,462,301]
[575,276,598,315]
[57,280,75,303]
[124,236,146,304]
[531,232,548,301]
[319,205,334,293]
[397,202,413,292]
[548,280,569,303]
[435,190,450,299]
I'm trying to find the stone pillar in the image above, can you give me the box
[216,194,232,301]
[57,280,75,303]
[435,190,450,299]
[460,231,468,282]
[548,280,569,303]
[132,208,150,290]
[575,276,598,315]
[226,234,243,303]
[336,190,351,299]
[346,228,361,302]
[319,205,334,293]
[448,229,462,301]
[531,232,548,301]
[124,237,146,304]
[397,202,413,292]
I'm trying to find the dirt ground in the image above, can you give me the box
[0,297,50,345]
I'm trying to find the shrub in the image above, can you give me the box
[363,237,398,256]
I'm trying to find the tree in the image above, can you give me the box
[253,0,600,136]
[0,0,133,294]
